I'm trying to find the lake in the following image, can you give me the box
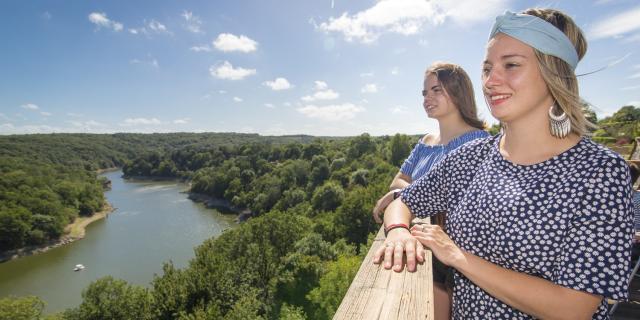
[0,170,236,314]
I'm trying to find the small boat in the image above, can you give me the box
[73,264,85,271]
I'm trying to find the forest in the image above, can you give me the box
[0,105,638,319]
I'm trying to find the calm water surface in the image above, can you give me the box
[0,170,236,314]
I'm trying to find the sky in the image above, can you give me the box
[1,0,639,136]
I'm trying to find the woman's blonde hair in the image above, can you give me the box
[426,62,486,130]
[522,8,594,136]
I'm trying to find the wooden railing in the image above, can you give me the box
[333,218,434,320]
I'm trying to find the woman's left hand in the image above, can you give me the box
[410,224,465,268]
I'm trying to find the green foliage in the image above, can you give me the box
[63,277,154,320]
[487,123,501,135]
[388,134,413,166]
[278,304,307,320]
[311,182,344,212]
[594,105,640,144]
[307,255,361,320]
[349,169,369,187]
[346,133,377,160]
[0,295,45,320]
[0,157,105,252]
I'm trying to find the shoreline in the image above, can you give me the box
[187,192,253,222]
[0,203,115,263]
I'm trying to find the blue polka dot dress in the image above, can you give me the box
[401,134,634,319]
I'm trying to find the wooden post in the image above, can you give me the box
[333,219,434,320]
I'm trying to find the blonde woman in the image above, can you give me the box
[374,8,634,319]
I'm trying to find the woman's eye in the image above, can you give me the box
[482,67,491,75]
[506,63,519,69]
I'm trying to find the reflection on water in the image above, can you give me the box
[0,170,236,314]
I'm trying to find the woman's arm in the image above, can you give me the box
[373,199,424,272]
[389,171,412,190]
[372,172,413,223]
[411,225,602,319]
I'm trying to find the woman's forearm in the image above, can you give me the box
[389,172,412,190]
[453,251,601,319]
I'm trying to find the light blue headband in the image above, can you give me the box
[489,11,579,70]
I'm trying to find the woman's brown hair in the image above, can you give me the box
[426,62,486,130]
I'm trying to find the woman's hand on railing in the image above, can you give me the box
[411,224,465,268]
[373,228,425,272]
[372,189,400,224]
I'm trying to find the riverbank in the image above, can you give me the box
[0,203,114,263]
[187,192,253,221]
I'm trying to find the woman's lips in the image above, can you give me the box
[488,94,511,106]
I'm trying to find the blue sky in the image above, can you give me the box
[1,0,639,136]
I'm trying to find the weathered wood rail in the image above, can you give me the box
[334,218,434,320]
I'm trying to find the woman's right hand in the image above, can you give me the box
[373,228,425,272]
[372,189,400,223]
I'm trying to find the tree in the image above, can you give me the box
[307,255,361,320]
[0,209,30,251]
[349,169,369,187]
[347,134,376,159]
[65,276,154,320]
[309,155,330,188]
[388,134,412,166]
[311,182,344,212]
[0,296,45,320]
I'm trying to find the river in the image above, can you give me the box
[0,170,236,314]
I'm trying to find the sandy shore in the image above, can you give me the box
[65,203,114,238]
[0,203,114,263]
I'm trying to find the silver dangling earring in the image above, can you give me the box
[548,104,571,138]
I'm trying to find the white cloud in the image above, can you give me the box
[88,12,123,32]
[283,102,292,107]
[190,45,211,52]
[263,77,293,90]
[233,97,243,102]
[210,61,256,80]
[122,117,162,125]
[0,113,9,121]
[173,118,190,124]
[314,81,328,90]
[148,20,169,33]
[360,72,374,77]
[361,83,378,93]
[42,12,52,20]
[21,103,39,110]
[318,0,507,43]
[390,105,408,114]
[621,84,640,91]
[40,111,52,116]
[297,103,365,121]
[264,103,275,108]
[391,67,399,75]
[67,112,83,117]
[219,90,227,94]
[589,6,640,39]
[182,11,203,33]
[302,89,340,102]
[213,33,258,52]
